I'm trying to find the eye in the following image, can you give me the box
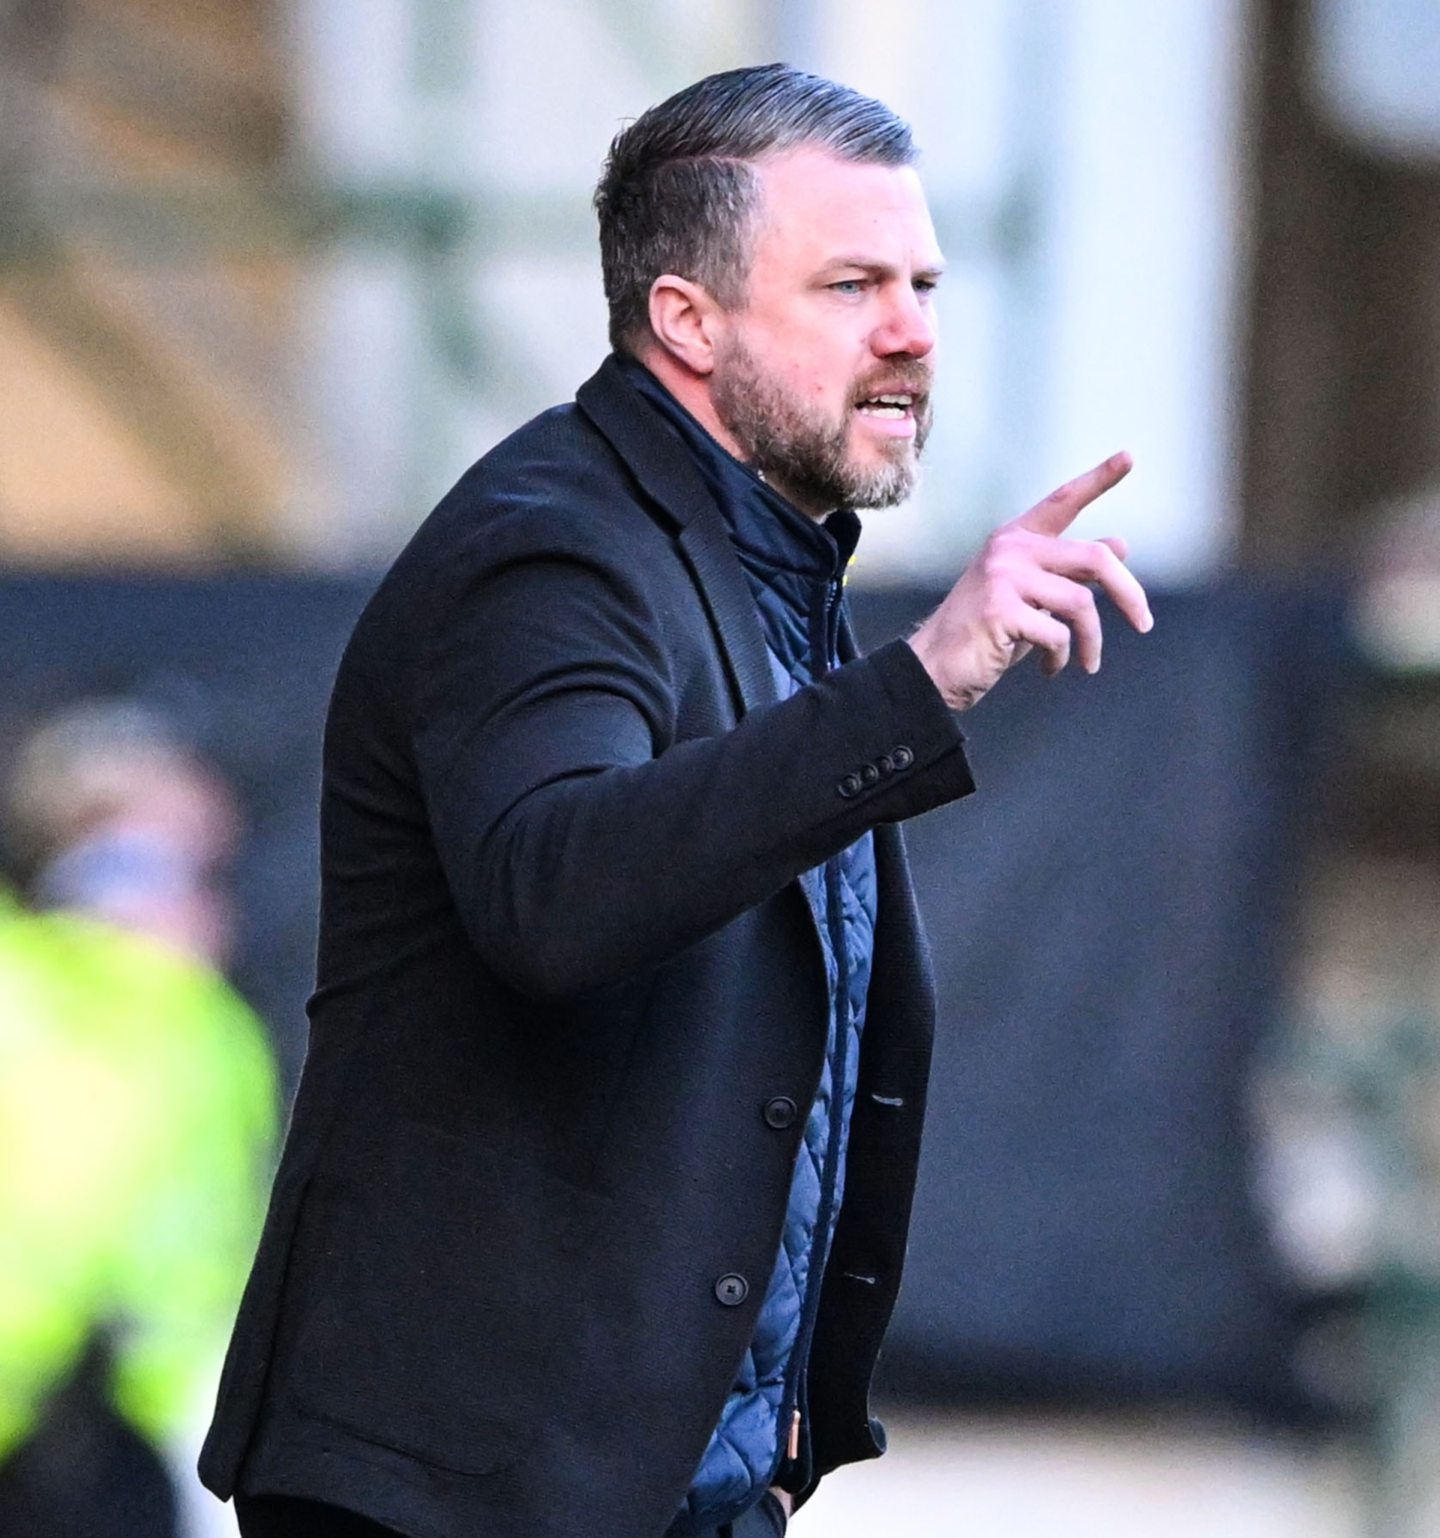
[913,276,940,297]
[828,278,867,295]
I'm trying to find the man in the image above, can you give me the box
[200,64,1150,1538]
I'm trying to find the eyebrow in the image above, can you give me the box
[820,255,948,281]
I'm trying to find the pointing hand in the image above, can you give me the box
[907,453,1153,712]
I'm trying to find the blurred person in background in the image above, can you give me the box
[9,701,242,966]
[0,700,277,1538]
[201,64,1149,1538]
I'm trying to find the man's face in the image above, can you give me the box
[708,146,943,516]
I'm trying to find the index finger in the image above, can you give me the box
[1014,451,1133,538]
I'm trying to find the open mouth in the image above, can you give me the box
[854,392,916,420]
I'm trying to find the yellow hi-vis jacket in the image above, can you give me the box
[0,892,276,1461]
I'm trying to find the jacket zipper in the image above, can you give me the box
[774,573,851,1487]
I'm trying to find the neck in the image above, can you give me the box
[628,343,741,457]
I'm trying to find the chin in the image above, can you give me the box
[851,448,920,507]
[854,444,916,480]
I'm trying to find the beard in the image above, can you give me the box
[709,333,933,512]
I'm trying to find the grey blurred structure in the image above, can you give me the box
[0,0,1249,578]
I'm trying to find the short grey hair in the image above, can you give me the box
[594,63,916,352]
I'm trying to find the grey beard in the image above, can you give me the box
[711,346,930,512]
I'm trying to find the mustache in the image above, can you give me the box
[851,365,934,404]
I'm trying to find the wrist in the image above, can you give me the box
[904,633,976,713]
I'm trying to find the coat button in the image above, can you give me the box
[891,745,914,770]
[714,1273,749,1306]
[837,772,862,799]
[762,1095,798,1129]
[860,762,880,787]
[876,753,894,775]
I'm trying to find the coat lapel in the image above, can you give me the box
[576,357,777,717]
[836,601,861,666]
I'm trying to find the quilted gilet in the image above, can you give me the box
[626,366,879,1534]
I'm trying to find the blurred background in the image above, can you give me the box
[1,0,1439,1534]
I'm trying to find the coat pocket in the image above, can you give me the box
[287,1118,605,1476]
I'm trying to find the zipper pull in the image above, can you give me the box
[788,1407,801,1461]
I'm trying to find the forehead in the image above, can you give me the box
[749,146,941,271]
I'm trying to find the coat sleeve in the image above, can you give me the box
[411,515,974,1001]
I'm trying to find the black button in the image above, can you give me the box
[837,773,862,799]
[876,754,894,775]
[762,1095,798,1129]
[714,1273,749,1306]
[860,762,880,787]
[891,745,914,770]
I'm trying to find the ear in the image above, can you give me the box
[647,274,723,376]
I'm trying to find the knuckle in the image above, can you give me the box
[980,550,1016,586]
[981,597,1011,631]
[1053,583,1095,620]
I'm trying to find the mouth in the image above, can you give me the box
[854,391,918,421]
[853,389,926,441]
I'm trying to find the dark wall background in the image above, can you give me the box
[0,572,1347,1414]
[854,583,1346,1417]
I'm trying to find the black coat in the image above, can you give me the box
[199,357,976,1538]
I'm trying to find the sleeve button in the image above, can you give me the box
[876,754,894,775]
[837,773,862,799]
[891,746,914,770]
[714,1273,750,1306]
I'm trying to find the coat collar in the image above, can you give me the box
[576,355,779,716]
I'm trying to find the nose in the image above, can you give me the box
[873,284,937,360]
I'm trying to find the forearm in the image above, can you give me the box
[434,640,973,1000]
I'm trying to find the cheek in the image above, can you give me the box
[738,319,867,410]
[798,355,857,409]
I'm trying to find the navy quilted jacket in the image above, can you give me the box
[627,367,878,1532]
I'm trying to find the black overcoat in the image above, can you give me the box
[199,357,976,1538]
